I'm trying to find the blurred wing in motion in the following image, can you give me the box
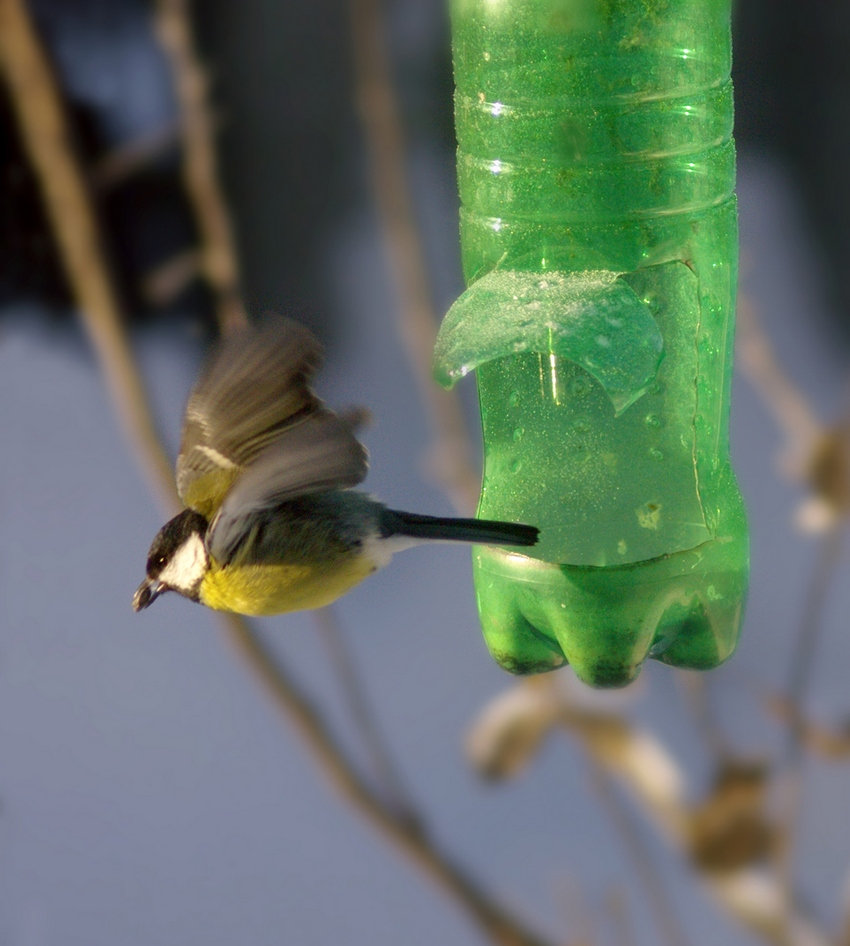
[176,320,324,517]
[207,410,369,562]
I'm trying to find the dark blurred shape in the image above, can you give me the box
[193,0,360,340]
[99,160,209,318]
[1,0,214,327]
[193,0,458,344]
[0,83,70,310]
[686,760,775,873]
[734,0,850,339]
[0,0,456,342]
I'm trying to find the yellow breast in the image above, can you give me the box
[198,550,378,616]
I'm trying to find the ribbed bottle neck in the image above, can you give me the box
[452,0,734,223]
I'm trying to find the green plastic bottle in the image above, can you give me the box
[435,0,748,687]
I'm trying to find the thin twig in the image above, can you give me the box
[676,670,730,763]
[553,875,595,946]
[349,0,479,515]
[736,296,824,481]
[603,887,636,946]
[152,0,425,846]
[786,527,845,737]
[737,293,849,936]
[90,118,181,190]
[314,605,422,831]
[838,869,850,946]
[475,681,829,946]
[589,761,691,946]
[141,248,203,306]
[153,0,248,334]
[762,690,850,761]
[0,4,556,944]
[777,525,844,913]
[224,612,555,946]
[0,0,178,515]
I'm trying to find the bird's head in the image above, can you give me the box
[133,509,210,611]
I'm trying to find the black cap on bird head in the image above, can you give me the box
[132,509,209,611]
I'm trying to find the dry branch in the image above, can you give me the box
[590,762,691,946]
[349,0,480,515]
[0,0,178,514]
[466,676,831,946]
[777,525,845,920]
[736,296,823,482]
[90,119,180,190]
[224,612,555,946]
[154,0,248,334]
[313,604,422,830]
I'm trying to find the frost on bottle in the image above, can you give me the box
[435,0,748,686]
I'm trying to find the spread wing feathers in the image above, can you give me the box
[206,410,369,562]
[176,320,324,517]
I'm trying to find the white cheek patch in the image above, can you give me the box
[159,533,208,593]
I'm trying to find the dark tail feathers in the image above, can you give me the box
[380,509,538,547]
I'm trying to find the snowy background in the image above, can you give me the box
[1,2,849,944]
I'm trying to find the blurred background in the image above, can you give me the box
[1,1,849,944]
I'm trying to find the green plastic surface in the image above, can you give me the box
[435,0,749,686]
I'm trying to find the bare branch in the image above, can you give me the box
[153,0,248,334]
[603,887,636,946]
[590,762,691,946]
[736,296,824,482]
[224,613,555,946]
[141,248,203,306]
[90,119,181,190]
[838,867,850,946]
[349,0,480,515]
[764,691,850,761]
[150,0,433,842]
[553,875,595,946]
[675,670,731,763]
[467,677,831,946]
[0,0,179,514]
[777,525,845,914]
[314,605,422,830]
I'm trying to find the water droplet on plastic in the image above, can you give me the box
[508,390,519,407]
[510,458,522,473]
[570,376,589,397]
[649,448,663,461]
[644,413,660,428]
[513,427,524,442]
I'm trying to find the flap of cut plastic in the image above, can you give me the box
[434,269,664,414]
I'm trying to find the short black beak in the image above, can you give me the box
[132,577,165,612]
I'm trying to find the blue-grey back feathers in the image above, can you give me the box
[207,413,368,561]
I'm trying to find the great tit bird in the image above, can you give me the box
[132,320,539,616]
